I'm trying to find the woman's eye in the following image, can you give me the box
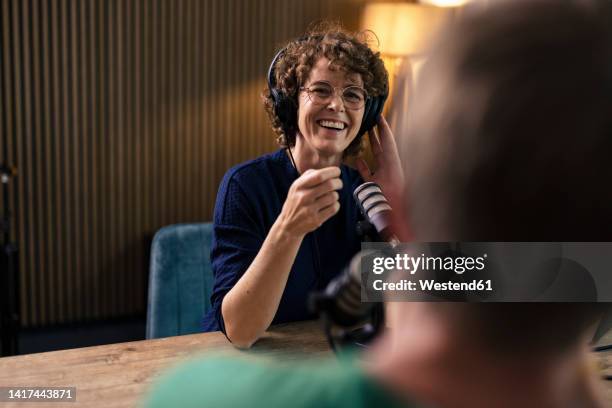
[312,87,332,97]
[344,89,364,102]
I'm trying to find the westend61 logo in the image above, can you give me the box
[372,253,488,275]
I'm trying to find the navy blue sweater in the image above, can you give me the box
[202,149,364,333]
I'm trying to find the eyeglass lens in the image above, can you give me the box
[307,83,366,109]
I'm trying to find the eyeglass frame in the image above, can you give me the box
[299,81,369,110]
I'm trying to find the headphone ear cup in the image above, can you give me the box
[358,97,378,136]
[268,47,299,138]
[358,92,388,136]
[275,93,297,136]
[358,98,374,137]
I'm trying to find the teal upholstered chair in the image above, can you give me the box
[146,223,214,339]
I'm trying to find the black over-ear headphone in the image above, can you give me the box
[267,38,388,139]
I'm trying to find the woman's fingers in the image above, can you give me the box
[315,191,339,209]
[311,177,343,199]
[377,115,392,142]
[355,158,372,181]
[299,166,341,188]
[281,166,344,235]
[371,116,396,154]
[295,167,342,200]
[377,115,400,156]
[366,116,403,181]
[369,127,383,156]
[318,201,341,222]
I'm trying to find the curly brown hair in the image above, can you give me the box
[262,22,388,157]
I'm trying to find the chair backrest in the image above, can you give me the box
[146,223,214,339]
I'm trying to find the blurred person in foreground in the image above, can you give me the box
[146,1,611,407]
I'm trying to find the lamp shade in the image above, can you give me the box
[361,3,453,57]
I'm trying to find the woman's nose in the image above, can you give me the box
[326,93,345,112]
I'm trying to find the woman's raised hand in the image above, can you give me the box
[355,115,404,199]
[278,167,343,237]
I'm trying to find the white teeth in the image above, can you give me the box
[318,120,345,130]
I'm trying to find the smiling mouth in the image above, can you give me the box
[317,120,346,131]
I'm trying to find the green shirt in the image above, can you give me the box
[145,353,420,408]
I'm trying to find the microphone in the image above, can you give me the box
[310,251,384,350]
[353,182,399,246]
[310,251,374,327]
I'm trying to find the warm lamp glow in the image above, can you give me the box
[361,3,453,57]
[421,0,470,6]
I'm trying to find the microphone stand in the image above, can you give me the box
[0,163,19,356]
[310,221,385,353]
[316,304,385,352]
[313,180,399,352]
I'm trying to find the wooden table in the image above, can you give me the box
[0,320,611,407]
[0,320,330,407]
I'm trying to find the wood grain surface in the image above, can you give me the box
[0,320,330,407]
[0,320,610,407]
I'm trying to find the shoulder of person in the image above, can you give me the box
[144,354,377,408]
[220,149,288,189]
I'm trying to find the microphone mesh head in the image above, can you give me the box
[354,182,392,222]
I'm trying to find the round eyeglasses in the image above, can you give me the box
[300,82,368,110]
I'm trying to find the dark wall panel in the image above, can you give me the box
[0,0,367,327]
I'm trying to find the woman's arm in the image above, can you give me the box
[221,167,342,348]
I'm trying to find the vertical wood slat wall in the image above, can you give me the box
[0,0,366,328]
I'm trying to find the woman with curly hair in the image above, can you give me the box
[201,24,402,348]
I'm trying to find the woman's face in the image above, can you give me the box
[296,57,365,158]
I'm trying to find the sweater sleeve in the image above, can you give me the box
[205,170,266,334]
